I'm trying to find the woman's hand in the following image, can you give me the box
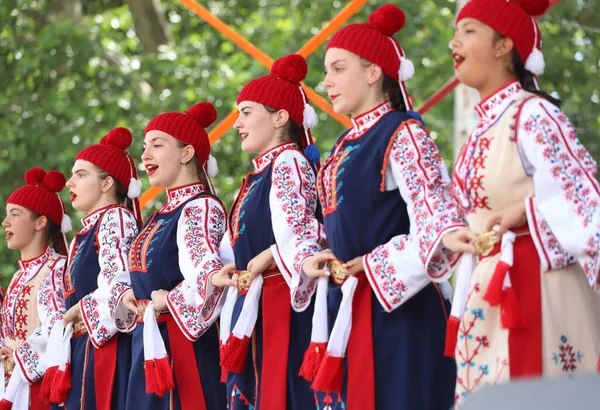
[151,289,169,312]
[246,248,276,286]
[121,289,138,313]
[344,255,364,276]
[63,303,81,325]
[442,227,476,253]
[302,249,338,278]
[211,263,238,288]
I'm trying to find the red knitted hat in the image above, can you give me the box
[76,127,141,198]
[457,0,548,75]
[145,102,218,176]
[237,54,320,164]
[76,127,142,223]
[327,4,415,110]
[7,168,72,233]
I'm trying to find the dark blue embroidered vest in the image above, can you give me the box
[129,193,220,300]
[318,111,413,262]
[229,148,321,269]
[64,205,122,310]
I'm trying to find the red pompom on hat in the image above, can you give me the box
[76,126,142,223]
[327,4,415,110]
[457,0,549,75]
[237,54,320,164]
[145,101,219,177]
[7,168,72,253]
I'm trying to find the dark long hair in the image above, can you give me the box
[382,74,408,112]
[496,33,561,107]
[359,58,407,112]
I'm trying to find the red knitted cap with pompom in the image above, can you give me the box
[145,101,217,167]
[327,4,412,83]
[7,168,69,228]
[237,54,308,128]
[457,0,549,75]
[76,126,141,197]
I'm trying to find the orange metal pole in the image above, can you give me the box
[179,0,274,69]
[297,0,369,57]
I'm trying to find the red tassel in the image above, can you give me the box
[311,353,344,394]
[221,335,250,374]
[444,315,460,358]
[299,341,327,381]
[219,344,227,383]
[0,399,13,410]
[49,362,71,404]
[483,261,510,306]
[144,356,174,397]
[39,365,58,404]
[596,355,600,373]
[500,286,525,329]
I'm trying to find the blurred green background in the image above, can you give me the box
[1,0,599,286]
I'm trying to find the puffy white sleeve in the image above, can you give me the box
[516,97,600,291]
[269,150,327,312]
[365,120,466,312]
[79,207,138,348]
[165,196,227,340]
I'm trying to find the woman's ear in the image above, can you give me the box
[271,109,291,130]
[180,144,196,164]
[35,215,49,232]
[494,36,514,60]
[367,63,384,85]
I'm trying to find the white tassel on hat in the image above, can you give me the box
[127,178,142,199]
[206,154,219,178]
[302,103,319,130]
[525,17,545,76]
[399,56,415,82]
[525,48,545,75]
[61,214,72,234]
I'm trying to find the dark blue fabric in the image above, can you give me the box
[127,191,225,409]
[66,332,131,410]
[321,111,413,262]
[316,112,456,409]
[126,322,225,410]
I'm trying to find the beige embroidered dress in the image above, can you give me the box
[448,81,600,405]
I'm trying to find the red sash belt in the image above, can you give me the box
[136,302,208,410]
[240,270,290,410]
[345,272,375,410]
[71,323,118,410]
[483,231,542,378]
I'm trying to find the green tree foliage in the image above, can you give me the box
[1,0,599,284]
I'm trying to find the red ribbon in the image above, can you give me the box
[94,334,118,410]
[160,314,207,410]
[259,273,290,410]
[486,233,542,378]
[346,273,375,410]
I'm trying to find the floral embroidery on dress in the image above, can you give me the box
[161,183,207,213]
[229,176,263,245]
[129,217,173,273]
[552,335,583,373]
[456,283,508,402]
[166,197,226,340]
[229,384,254,409]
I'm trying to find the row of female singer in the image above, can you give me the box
[2,2,600,410]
